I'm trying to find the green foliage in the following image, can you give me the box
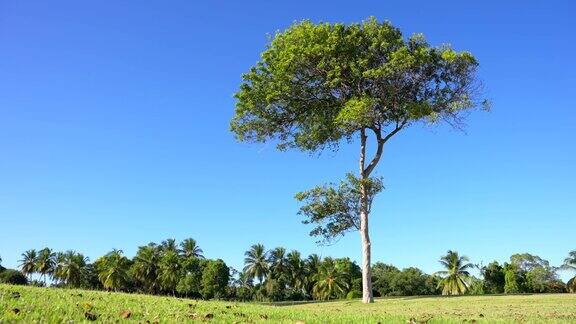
[481,261,505,294]
[231,17,484,152]
[504,264,520,294]
[52,251,90,288]
[295,174,383,243]
[568,277,575,293]
[131,244,161,293]
[436,250,472,295]
[158,251,182,294]
[177,257,202,297]
[179,238,204,259]
[200,259,230,299]
[372,263,438,296]
[94,249,132,292]
[0,269,27,285]
[243,244,269,283]
[507,253,558,293]
[467,277,485,295]
[312,257,349,300]
[35,248,56,284]
[19,250,37,280]
[346,289,362,299]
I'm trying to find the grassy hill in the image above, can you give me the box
[1,284,575,323]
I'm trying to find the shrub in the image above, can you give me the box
[346,290,362,299]
[0,269,28,285]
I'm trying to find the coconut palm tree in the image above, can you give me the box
[95,249,131,291]
[36,248,56,285]
[436,250,473,295]
[160,238,178,253]
[132,244,161,293]
[243,243,269,283]
[158,250,182,295]
[55,251,89,287]
[562,250,576,293]
[287,250,305,292]
[19,249,38,280]
[312,257,348,300]
[179,238,204,259]
[268,247,288,281]
[304,254,322,295]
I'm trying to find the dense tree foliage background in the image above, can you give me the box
[1,243,574,301]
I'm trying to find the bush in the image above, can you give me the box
[200,259,230,299]
[567,277,575,293]
[346,290,362,299]
[0,269,28,285]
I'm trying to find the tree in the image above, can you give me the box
[436,250,473,295]
[179,238,204,259]
[295,174,382,244]
[268,247,288,281]
[304,254,322,297]
[19,249,38,280]
[286,250,306,294]
[160,238,178,253]
[95,249,132,291]
[312,257,349,300]
[177,257,203,298]
[504,264,520,294]
[510,253,557,293]
[243,244,269,283]
[561,250,576,293]
[231,17,485,303]
[201,259,230,299]
[0,269,27,285]
[372,263,401,296]
[481,261,505,294]
[54,250,89,287]
[36,248,56,285]
[158,250,182,295]
[131,244,161,293]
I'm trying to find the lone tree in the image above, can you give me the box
[231,17,486,303]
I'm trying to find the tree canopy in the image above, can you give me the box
[231,17,486,153]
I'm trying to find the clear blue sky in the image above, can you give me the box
[1,1,575,279]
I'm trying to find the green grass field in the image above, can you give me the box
[1,284,575,323]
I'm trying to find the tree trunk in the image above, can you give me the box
[359,128,374,303]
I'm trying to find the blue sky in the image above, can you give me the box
[1,1,575,280]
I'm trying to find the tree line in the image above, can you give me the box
[1,241,575,301]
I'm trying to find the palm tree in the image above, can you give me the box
[53,252,67,285]
[243,243,269,283]
[287,250,305,292]
[158,250,182,295]
[268,247,288,281]
[312,257,348,300]
[562,250,576,293]
[19,249,38,280]
[304,254,322,296]
[160,238,178,253]
[95,249,131,291]
[55,251,89,287]
[36,248,56,285]
[179,238,204,259]
[132,244,161,293]
[436,250,473,295]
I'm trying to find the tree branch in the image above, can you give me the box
[363,121,406,176]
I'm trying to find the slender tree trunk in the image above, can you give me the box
[359,128,374,303]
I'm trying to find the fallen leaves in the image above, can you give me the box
[84,311,98,321]
[120,310,132,319]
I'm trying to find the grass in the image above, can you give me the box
[1,284,576,323]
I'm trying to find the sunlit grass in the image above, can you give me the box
[1,284,575,323]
